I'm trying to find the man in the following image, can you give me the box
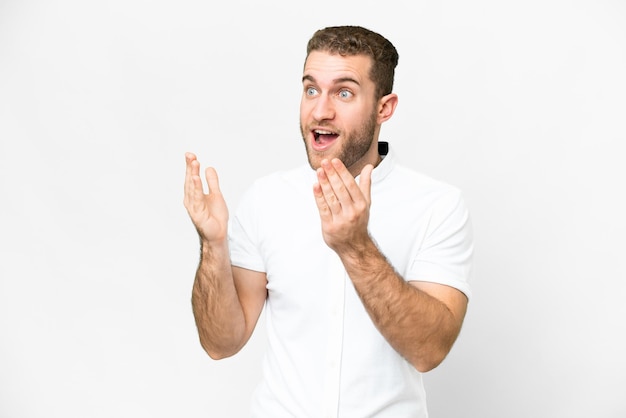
[184,25,473,417]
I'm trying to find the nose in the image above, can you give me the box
[312,93,335,122]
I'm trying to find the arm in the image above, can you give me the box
[313,158,467,372]
[184,153,267,360]
[331,238,467,373]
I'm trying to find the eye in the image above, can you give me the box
[338,89,353,99]
[306,86,318,96]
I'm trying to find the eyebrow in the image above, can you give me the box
[302,74,361,86]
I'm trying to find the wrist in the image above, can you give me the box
[199,236,229,258]
[336,234,377,262]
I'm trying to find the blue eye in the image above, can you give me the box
[339,90,352,99]
[306,87,318,96]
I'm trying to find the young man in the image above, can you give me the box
[184,25,473,417]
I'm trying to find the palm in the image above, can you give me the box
[194,183,229,241]
[184,153,229,242]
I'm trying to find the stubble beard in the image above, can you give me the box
[301,110,378,172]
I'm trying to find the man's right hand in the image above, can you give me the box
[184,152,229,243]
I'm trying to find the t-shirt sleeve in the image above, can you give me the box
[407,188,474,299]
[228,185,266,273]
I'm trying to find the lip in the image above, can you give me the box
[309,127,339,152]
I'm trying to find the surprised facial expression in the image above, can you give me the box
[300,51,381,177]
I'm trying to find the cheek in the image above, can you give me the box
[341,108,363,127]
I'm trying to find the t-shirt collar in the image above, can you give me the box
[305,141,395,183]
[369,141,394,184]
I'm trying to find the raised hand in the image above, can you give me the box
[313,158,374,253]
[184,152,229,243]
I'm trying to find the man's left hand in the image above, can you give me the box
[313,158,374,254]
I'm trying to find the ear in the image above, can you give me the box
[377,93,398,124]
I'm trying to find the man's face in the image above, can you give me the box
[300,51,380,176]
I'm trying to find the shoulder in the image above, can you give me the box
[385,162,464,207]
[376,144,462,199]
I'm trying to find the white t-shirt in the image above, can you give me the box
[229,143,473,418]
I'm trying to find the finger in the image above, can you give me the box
[358,164,373,204]
[321,159,352,207]
[184,153,199,202]
[184,154,207,213]
[316,165,342,215]
[328,158,362,204]
[312,181,332,220]
[185,152,199,178]
[185,152,200,179]
[189,160,204,196]
[204,167,221,195]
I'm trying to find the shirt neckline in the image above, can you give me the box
[370,141,394,184]
[304,141,395,184]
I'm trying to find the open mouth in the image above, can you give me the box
[312,129,339,150]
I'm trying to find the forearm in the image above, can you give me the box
[191,238,246,359]
[338,238,463,372]
[312,159,465,371]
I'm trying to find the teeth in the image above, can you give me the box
[314,129,334,135]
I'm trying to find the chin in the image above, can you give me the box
[305,153,324,171]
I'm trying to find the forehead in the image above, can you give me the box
[303,51,373,85]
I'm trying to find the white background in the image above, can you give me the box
[1,0,625,417]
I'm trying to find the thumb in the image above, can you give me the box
[205,167,222,194]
